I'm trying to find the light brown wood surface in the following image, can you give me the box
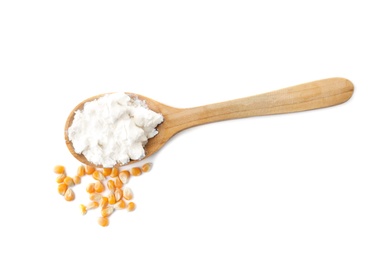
[65,77,354,167]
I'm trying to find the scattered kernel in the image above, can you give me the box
[98,216,109,227]
[89,193,102,202]
[63,176,75,187]
[80,204,87,215]
[64,188,75,201]
[58,183,68,196]
[85,165,95,175]
[94,181,105,193]
[86,183,95,193]
[54,165,65,174]
[87,201,99,210]
[123,187,133,201]
[100,197,109,209]
[110,167,119,178]
[73,175,81,185]
[141,162,153,173]
[114,199,126,210]
[114,188,123,201]
[108,192,116,205]
[127,202,136,211]
[130,167,142,176]
[107,180,115,192]
[101,206,114,217]
[119,170,130,184]
[92,170,105,181]
[76,165,86,177]
[114,177,123,189]
[56,173,66,183]
[102,168,112,177]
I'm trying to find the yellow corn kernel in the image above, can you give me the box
[64,188,75,201]
[101,206,114,217]
[100,197,109,209]
[141,162,153,173]
[92,170,105,181]
[73,175,81,185]
[80,204,87,215]
[127,202,136,211]
[87,201,99,210]
[107,179,115,192]
[98,216,109,227]
[58,183,68,196]
[90,193,102,202]
[76,165,86,177]
[56,173,66,183]
[86,183,95,193]
[119,170,130,184]
[102,168,112,177]
[114,188,123,201]
[114,199,126,210]
[110,167,119,178]
[54,165,65,174]
[63,176,75,187]
[114,177,123,189]
[108,192,116,205]
[130,167,142,176]
[94,181,105,193]
[123,187,133,201]
[85,165,95,175]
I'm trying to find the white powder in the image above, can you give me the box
[67,92,164,167]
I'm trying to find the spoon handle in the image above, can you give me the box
[168,77,353,132]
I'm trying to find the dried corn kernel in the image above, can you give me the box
[114,177,123,189]
[130,167,142,176]
[101,206,114,217]
[92,170,105,181]
[98,216,109,227]
[64,188,75,201]
[141,162,153,173]
[80,204,87,215]
[100,197,109,208]
[94,181,105,193]
[107,180,115,192]
[114,188,123,201]
[54,165,65,174]
[85,165,95,175]
[63,176,75,187]
[127,202,136,211]
[110,167,119,178]
[77,165,85,177]
[119,170,130,184]
[86,183,95,193]
[73,175,81,185]
[102,168,112,177]
[108,192,116,205]
[114,199,126,210]
[89,193,102,202]
[56,173,66,183]
[123,187,133,200]
[58,183,68,196]
[87,201,99,210]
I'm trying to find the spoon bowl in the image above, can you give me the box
[65,77,354,167]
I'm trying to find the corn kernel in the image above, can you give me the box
[87,201,99,210]
[86,183,95,193]
[114,199,126,210]
[64,188,75,201]
[107,180,115,192]
[127,202,136,211]
[90,193,102,202]
[101,206,114,217]
[108,192,116,205]
[100,197,109,208]
[110,167,119,178]
[73,175,81,185]
[102,168,112,177]
[85,165,95,175]
[77,165,85,177]
[94,181,105,193]
[119,170,130,184]
[123,187,133,200]
[130,167,142,176]
[56,173,66,183]
[92,170,105,181]
[114,188,123,201]
[58,183,68,196]
[54,165,65,174]
[63,176,75,187]
[80,204,87,215]
[114,177,123,189]
[141,162,153,173]
[98,216,109,227]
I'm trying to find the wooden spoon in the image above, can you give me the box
[65,77,354,167]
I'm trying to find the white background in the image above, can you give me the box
[0,1,389,259]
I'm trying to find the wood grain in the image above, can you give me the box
[65,77,354,167]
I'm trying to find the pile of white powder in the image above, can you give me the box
[67,92,164,167]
